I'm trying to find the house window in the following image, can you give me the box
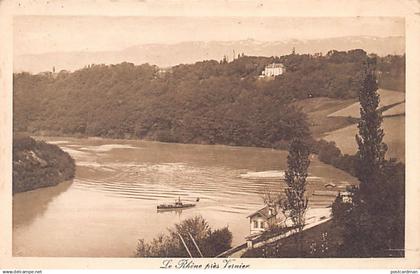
[253,220,258,228]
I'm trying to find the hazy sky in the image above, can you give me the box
[14,16,404,56]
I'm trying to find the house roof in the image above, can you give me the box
[247,205,276,219]
[265,63,284,69]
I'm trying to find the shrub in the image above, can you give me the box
[136,216,232,257]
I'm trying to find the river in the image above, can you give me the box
[13,137,358,257]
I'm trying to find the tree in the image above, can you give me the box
[281,138,310,255]
[203,227,233,256]
[333,57,405,257]
[346,58,389,256]
[355,57,387,201]
[135,216,232,257]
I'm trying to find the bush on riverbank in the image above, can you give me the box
[13,134,76,193]
[311,139,358,176]
[136,216,232,257]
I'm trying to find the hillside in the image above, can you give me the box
[293,88,405,134]
[291,97,357,137]
[13,51,404,151]
[291,91,405,162]
[14,36,405,74]
[323,116,405,162]
[13,51,368,147]
[292,88,405,162]
[327,89,405,118]
[13,135,76,193]
[319,89,405,162]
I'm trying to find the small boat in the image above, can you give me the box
[157,197,196,211]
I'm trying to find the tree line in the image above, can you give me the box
[13,50,404,148]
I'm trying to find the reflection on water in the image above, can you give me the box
[13,181,72,227]
[13,137,358,257]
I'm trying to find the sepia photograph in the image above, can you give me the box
[1,0,420,270]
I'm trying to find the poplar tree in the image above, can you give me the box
[353,57,401,257]
[355,57,387,203]
[333,57,405,257]
[341,57,398,257]
[282,138,310,255]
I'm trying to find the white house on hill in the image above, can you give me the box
[260,63,285,78]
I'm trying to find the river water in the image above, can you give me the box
[13,137,358,257]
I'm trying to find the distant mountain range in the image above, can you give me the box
[14,36,405,73]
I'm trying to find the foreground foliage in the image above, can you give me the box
[135,216,232,257]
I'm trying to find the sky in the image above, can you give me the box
[14,16,404,56]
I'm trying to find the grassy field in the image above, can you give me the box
[291,97,357,137]
[293,89,405,163]
[327,89,405,118]
[323,116,405,162]
[383,102,405,117]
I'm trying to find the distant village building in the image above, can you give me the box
[37,71,53,77]
[259,63,285,78]
[153,67,173,79]
[38,66,61,79]
[157,67,172,75]
[158,68,168,74]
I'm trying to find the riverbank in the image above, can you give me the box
[26,130,292,151]
[13,134,76,193]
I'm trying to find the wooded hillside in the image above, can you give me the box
[13,50,404,148]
